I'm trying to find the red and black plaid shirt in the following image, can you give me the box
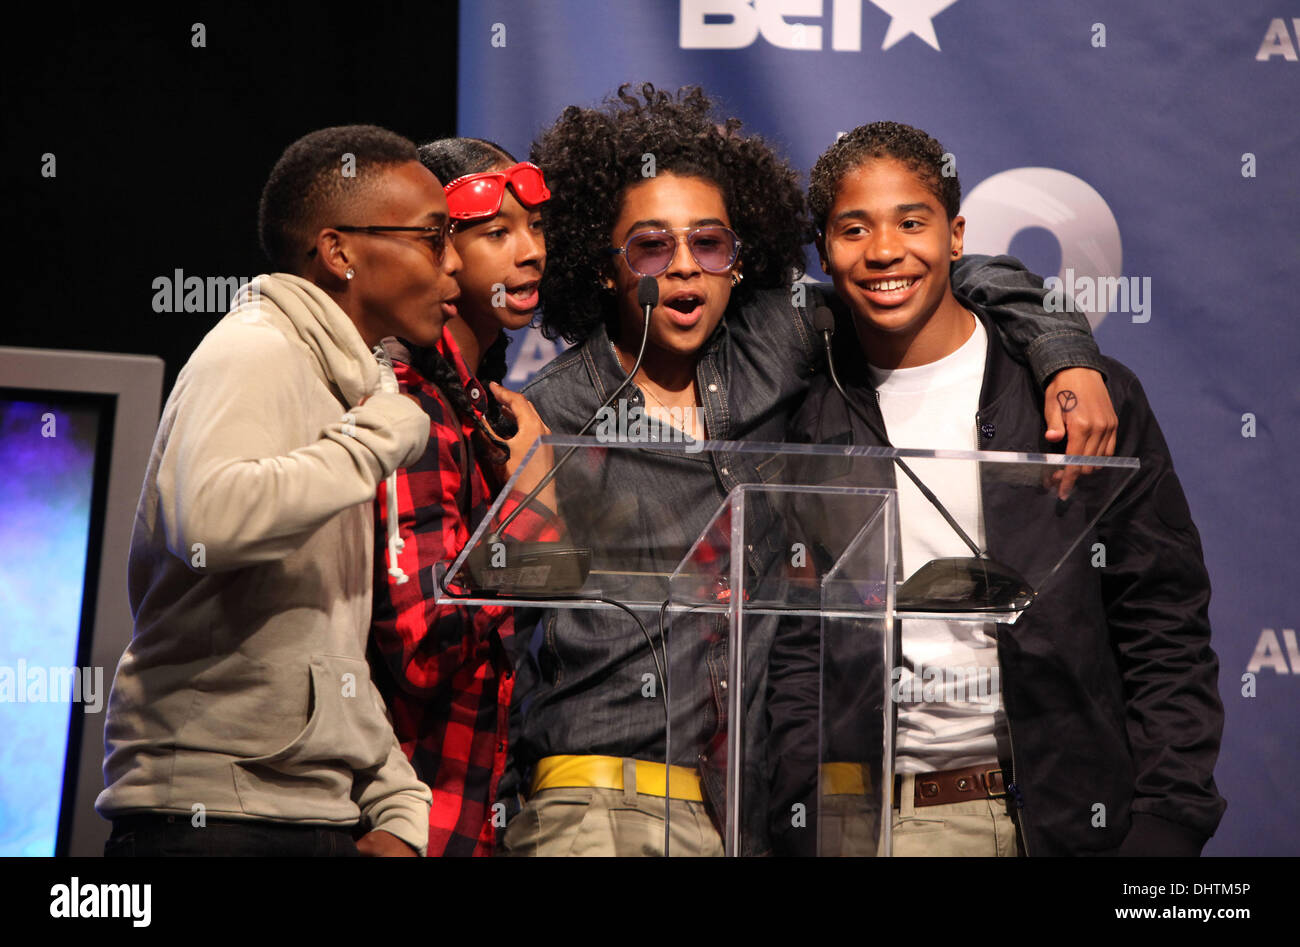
[370,332,560,856]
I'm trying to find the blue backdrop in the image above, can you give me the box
[458,0,1300,855]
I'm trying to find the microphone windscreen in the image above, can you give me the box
[813,305,835,334]
[637,276,659,309]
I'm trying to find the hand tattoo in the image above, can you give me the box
[1056,390,1078,414]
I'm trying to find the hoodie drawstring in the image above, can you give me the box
[373,345,410,585]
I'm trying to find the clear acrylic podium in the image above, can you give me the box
[438,436,1139,856]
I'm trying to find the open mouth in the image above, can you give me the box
[859,274,921,305]
[863,276,919,292]
[662,292,704,326]
[440,290,461,320]
[505,281,540,312]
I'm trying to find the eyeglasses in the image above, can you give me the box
[608,226,741,278]
[443,162,551,222]
[306,224,451,262]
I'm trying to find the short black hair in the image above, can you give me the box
[258,124,419,273]
[530,83,810,345]
[417,137,515,187]
[809,121,960,231]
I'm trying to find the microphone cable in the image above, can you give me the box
[488,276,659,544]
[814,305,983,558]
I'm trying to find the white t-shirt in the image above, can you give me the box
[867,315,1010,773]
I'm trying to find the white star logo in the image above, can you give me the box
[869,0,961,51]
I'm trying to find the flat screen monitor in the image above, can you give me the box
[0,348,163,856]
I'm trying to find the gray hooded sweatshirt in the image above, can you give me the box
[96,273,434,853]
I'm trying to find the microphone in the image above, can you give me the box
[457,277,659,594]
[812,304,836,335]
[815,305,1033,613]
[637,274,659,313]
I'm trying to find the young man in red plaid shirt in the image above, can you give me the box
[369,332,561,855]
[369,138,560,856]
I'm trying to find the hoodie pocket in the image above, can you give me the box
[232,653,395,819]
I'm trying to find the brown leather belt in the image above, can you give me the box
[893,763,1006,808]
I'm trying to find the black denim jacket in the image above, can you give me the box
[512,256,1105,850]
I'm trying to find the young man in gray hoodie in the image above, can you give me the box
[97,125,463,856]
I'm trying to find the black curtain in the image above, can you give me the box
[3,1,460,396]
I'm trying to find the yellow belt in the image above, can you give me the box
[821,762,874,796]
[531,754,705,802]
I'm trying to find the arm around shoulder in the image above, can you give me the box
[954,253,1106,384]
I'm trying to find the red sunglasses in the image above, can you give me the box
[443,161,551,221]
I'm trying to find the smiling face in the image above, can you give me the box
[819,157,969,368]
[608,172,738,371]
[344,160,463,348]
[450,163,547,335]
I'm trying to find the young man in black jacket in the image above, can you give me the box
[778,122,1225,856]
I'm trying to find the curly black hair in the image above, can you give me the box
[530,83,811,345]
[808,121,960,232]
[259,125,418,273]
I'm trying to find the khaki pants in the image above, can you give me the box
[890,773,1023,857]
[500,785,724,857]
[500,769,1020,857]
[501,759,722,857]
[815,774,1022,857]
[818,793,885,857]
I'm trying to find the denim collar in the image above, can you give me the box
[579,318,734,441]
